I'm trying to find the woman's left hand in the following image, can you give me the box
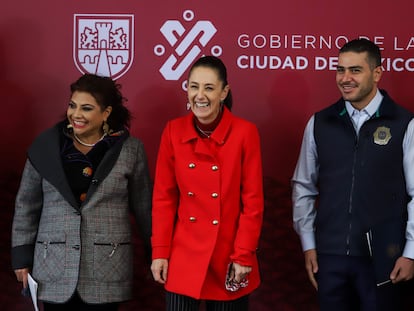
[231,262,252,283]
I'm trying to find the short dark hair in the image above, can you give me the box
[188,56,233,110]
[339,38,382,69]
[70,74,131,130]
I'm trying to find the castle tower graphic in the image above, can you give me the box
[73,14,134,79]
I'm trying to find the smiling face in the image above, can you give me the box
[67,91,112,143]
[336,51,382,110]
[187,66,229,124]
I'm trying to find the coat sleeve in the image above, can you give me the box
[230,124,264,266]
[11,159,43,270]
[151,122,179,259]
[128,139,153,261]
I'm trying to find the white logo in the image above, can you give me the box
[73,14,134,79]
[155,10,221,82]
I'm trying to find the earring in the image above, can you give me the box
[66,123,73,133]
[103,121,111,135]
[186,103,191,110]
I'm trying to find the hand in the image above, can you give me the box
[231,262,252,283]
[14,268,29,289]
[390,256,414,283]
[151,258,168,284]
[304,249,318,290]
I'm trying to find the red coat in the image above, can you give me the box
[151,107,264,300]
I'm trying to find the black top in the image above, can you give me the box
[61,127,125,207]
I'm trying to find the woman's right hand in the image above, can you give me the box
[151,258,169,284]
[14,268,29,289]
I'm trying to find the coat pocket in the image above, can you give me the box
[32,232,66,281]
[93,233,132,282]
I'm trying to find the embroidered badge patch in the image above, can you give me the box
[373,126,392,145]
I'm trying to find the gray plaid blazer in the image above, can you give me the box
[11,123,152,304]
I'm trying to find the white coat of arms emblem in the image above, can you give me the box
[73,14,134,79]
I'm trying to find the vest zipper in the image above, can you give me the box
[346,134,359,255]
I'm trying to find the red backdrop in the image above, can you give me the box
[2,1,414,310]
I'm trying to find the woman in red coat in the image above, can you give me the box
[151,56,264,311]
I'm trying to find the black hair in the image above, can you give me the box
[188,55,233,110]
[70,74,131,130]
[339,38,382,69]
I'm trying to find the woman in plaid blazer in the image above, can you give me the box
[11,74,152,310]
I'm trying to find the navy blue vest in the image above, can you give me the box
[314,90,413,256]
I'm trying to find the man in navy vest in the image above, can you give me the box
[292,38,414,310]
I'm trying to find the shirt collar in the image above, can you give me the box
[345,88,383,118]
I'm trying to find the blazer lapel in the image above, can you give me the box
[28,123,78,208]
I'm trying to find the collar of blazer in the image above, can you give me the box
[28,121,129,208]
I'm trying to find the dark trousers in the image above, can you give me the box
[317,254,402,311]
[166,291,249,311]
[43,291,119,311]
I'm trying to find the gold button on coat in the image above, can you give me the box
[187,192,194,196]
[211,165,218,171]
[211,193,218,198]
[189,217,196,222]
[212,220,219,225]
[188,163,196,168]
